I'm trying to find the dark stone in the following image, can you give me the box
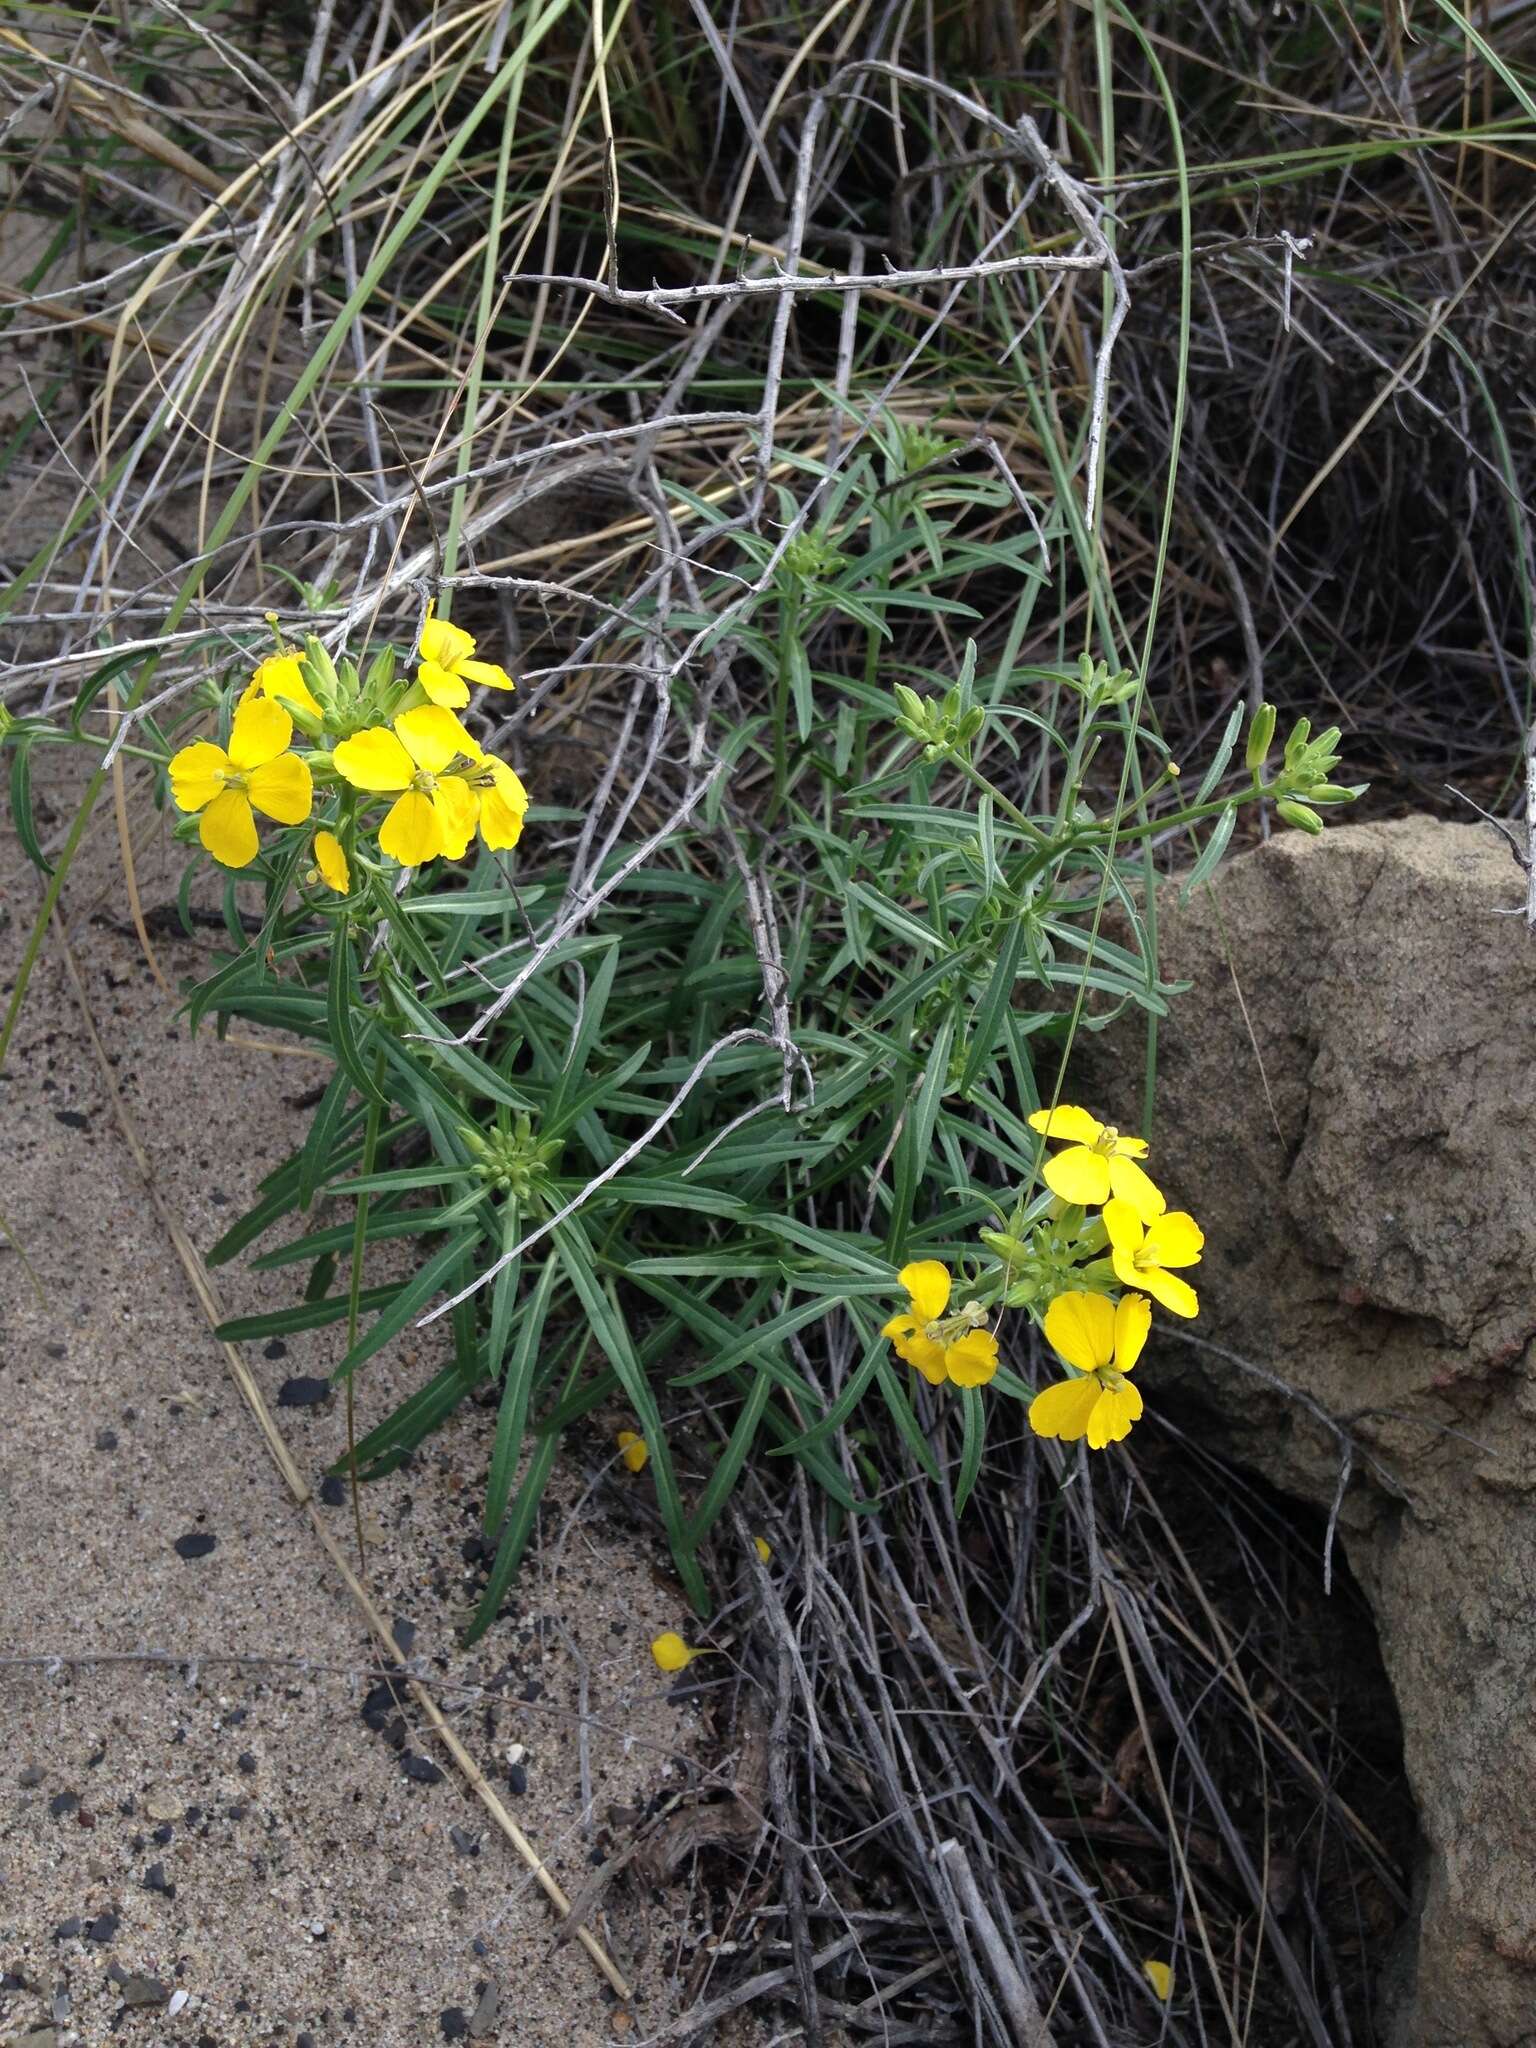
[144,1861,174,1896]
[85,1913,118,1943]
[121,1975,169,2008]
[391,1616,417,1657]
[173,1531,217,1560]
[262,1338,287,1360]
[519,1680,543,1702]
[277,1376,329,1408]
[93,1429,118,1452]
[449,1825,479,1857]
[54,1919,82,1939]
[151,1823,173,1846]
[401,1753,443,1785]
[18,1764,44,1787]
[48,1792,79,1818]
[185,1806,202,1824]
[318,1475,347,1506]
[360,1681,403,1731]
[505,1763,527,1796]
[238,1752,257,1775]
[54,1109,89,1130]
[439,2009,469,2040]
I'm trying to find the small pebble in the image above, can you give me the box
[401,1753,443,1785]
[53,1919,82,1940]
[506,1763,527,1796]
[449,1826,479,1857]
[238,1752,257,1775]
[392,1616,417,1657]
[318,1476,347,1507]
[278,1376,329,1408]
[173,1531,217,1561]
[468,1982,501,2039]
[440,2009,468,2040]
[262,1339,288,1360]
[54,1109,89,1130]
[94,1429,118,1452]
[18,1764,44,1787]
[121,1974,169,2008]
[144,1861,174,1897]
[86,1913,119,1944]
[48,1792,79,1819]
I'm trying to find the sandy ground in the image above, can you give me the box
[0,765,743,2046]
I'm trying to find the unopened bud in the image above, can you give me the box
[1276,798,1324,836]
[1245,702,1276,775]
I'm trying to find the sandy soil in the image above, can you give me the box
[0,765,738,2047]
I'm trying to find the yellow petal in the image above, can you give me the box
[650,1631,695,1673]
[944,1329,999,1388]
[199,788,258,867]
[419,612,475,668]
[1043,1290,1116,1375]
[396,703,473,775]
[1106,1154,1166,1222]
[1143,1960,1172,2002]
[252,652,321,720]
[902,1335,949,1385]
[334,726,413,792]
[417,661,470,709]
[1042,1146,1112,1208]
[1110,1246,1143,1295]
[616,1430,648,1473]
[312,831,349,893]
[459,656,515,690]
[246,750,313,825]
[1028,1375,1101,1442]
[753,1537,772,1564]
[226,694,292,771]
[479,759,528,850]
[1139,1266,1199,1319]
[431,777,478,861]
[1101,1199,1145,1257]
[898,1259,951,1322]
[1086,1379,1142,1449]
[1143,1211,1204,1268]
[1027,1104,1104,1146]
[882,1313,920,1341]
[169,740,229,813]
[1108,1132,1149,1158]
[1113,1292,1152,1376]
[378,789,443,866]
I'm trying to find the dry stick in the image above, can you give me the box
[46,909,633,2003]
[935,1839,1055,2047]
[1527,718,1536,930]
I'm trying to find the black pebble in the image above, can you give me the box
[238,1752,257,1775]
[519,1680,543,1702]
[54,1109,89,1130]
[174,1531,217,1560]
[144,1862,174,1897]
[151,1823,174,1846]
[360,1681,403,1731]
[86,1913,119,1943]
[278,1376,330,1408]
[94,1429,118,1452]
[401,1753,443,1785]
[262,1339,287,1360]
[49,1792,79,1818]
[297,2035,316,2048]
[440,2011,468,2040]
[449,1825,479,1857]
[505,1763,527,1796]
[54,1918,82,1940]
[0,1970,25,1989]
[392,1616,417,1657]
[319,1475,347,1506]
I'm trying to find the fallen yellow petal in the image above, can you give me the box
[753,1537,772,1564]
[616,1430,648,1474]
[1143,1959,1172,2001]
[650,1632,695,1674]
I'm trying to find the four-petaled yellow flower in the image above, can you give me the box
[1028,1104,1165,1222]
[334,705,529,866]
[651,1632,697,1673]
[242,649,321,722]
[1103,1200,1203,1318]
[310,831,349,894]
[169,697,313,869]
[417,603,515,708]
[883,1260,999,1388]
[616,1429,648,1473]
[1029,1290,1151,1448]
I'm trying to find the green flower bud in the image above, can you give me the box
[980,1229,1030,1266]
[1276,798,1324,836]
[1245,702,1276,774]
[0,703,15,742]
[1308,782,1367,805]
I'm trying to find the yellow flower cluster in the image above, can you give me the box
[883,1105,1203,1452]
[166,611,526,878]
[1027,1105,1202,1450]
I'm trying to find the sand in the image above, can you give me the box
[0,763,738,2047]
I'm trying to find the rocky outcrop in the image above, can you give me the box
[1088,819,1536,2048]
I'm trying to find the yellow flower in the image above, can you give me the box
[651,1632,697,1674]
[1103,1201,1203,1318]
[882,1260,999,1389]
[1027,1105,1165,1221]
[1143,1960,1173,2002]
[616,1430,648,1473]
[753,1536,772,1564]
[460,750,530,852]
[1029,1290,1151,1448]
[333,705,481,866]
[242,650,322,722]
[309,831,349,894]
[169,697,313,869]
[417,602,515,708]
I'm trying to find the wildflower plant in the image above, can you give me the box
[2,440,1363,1635]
